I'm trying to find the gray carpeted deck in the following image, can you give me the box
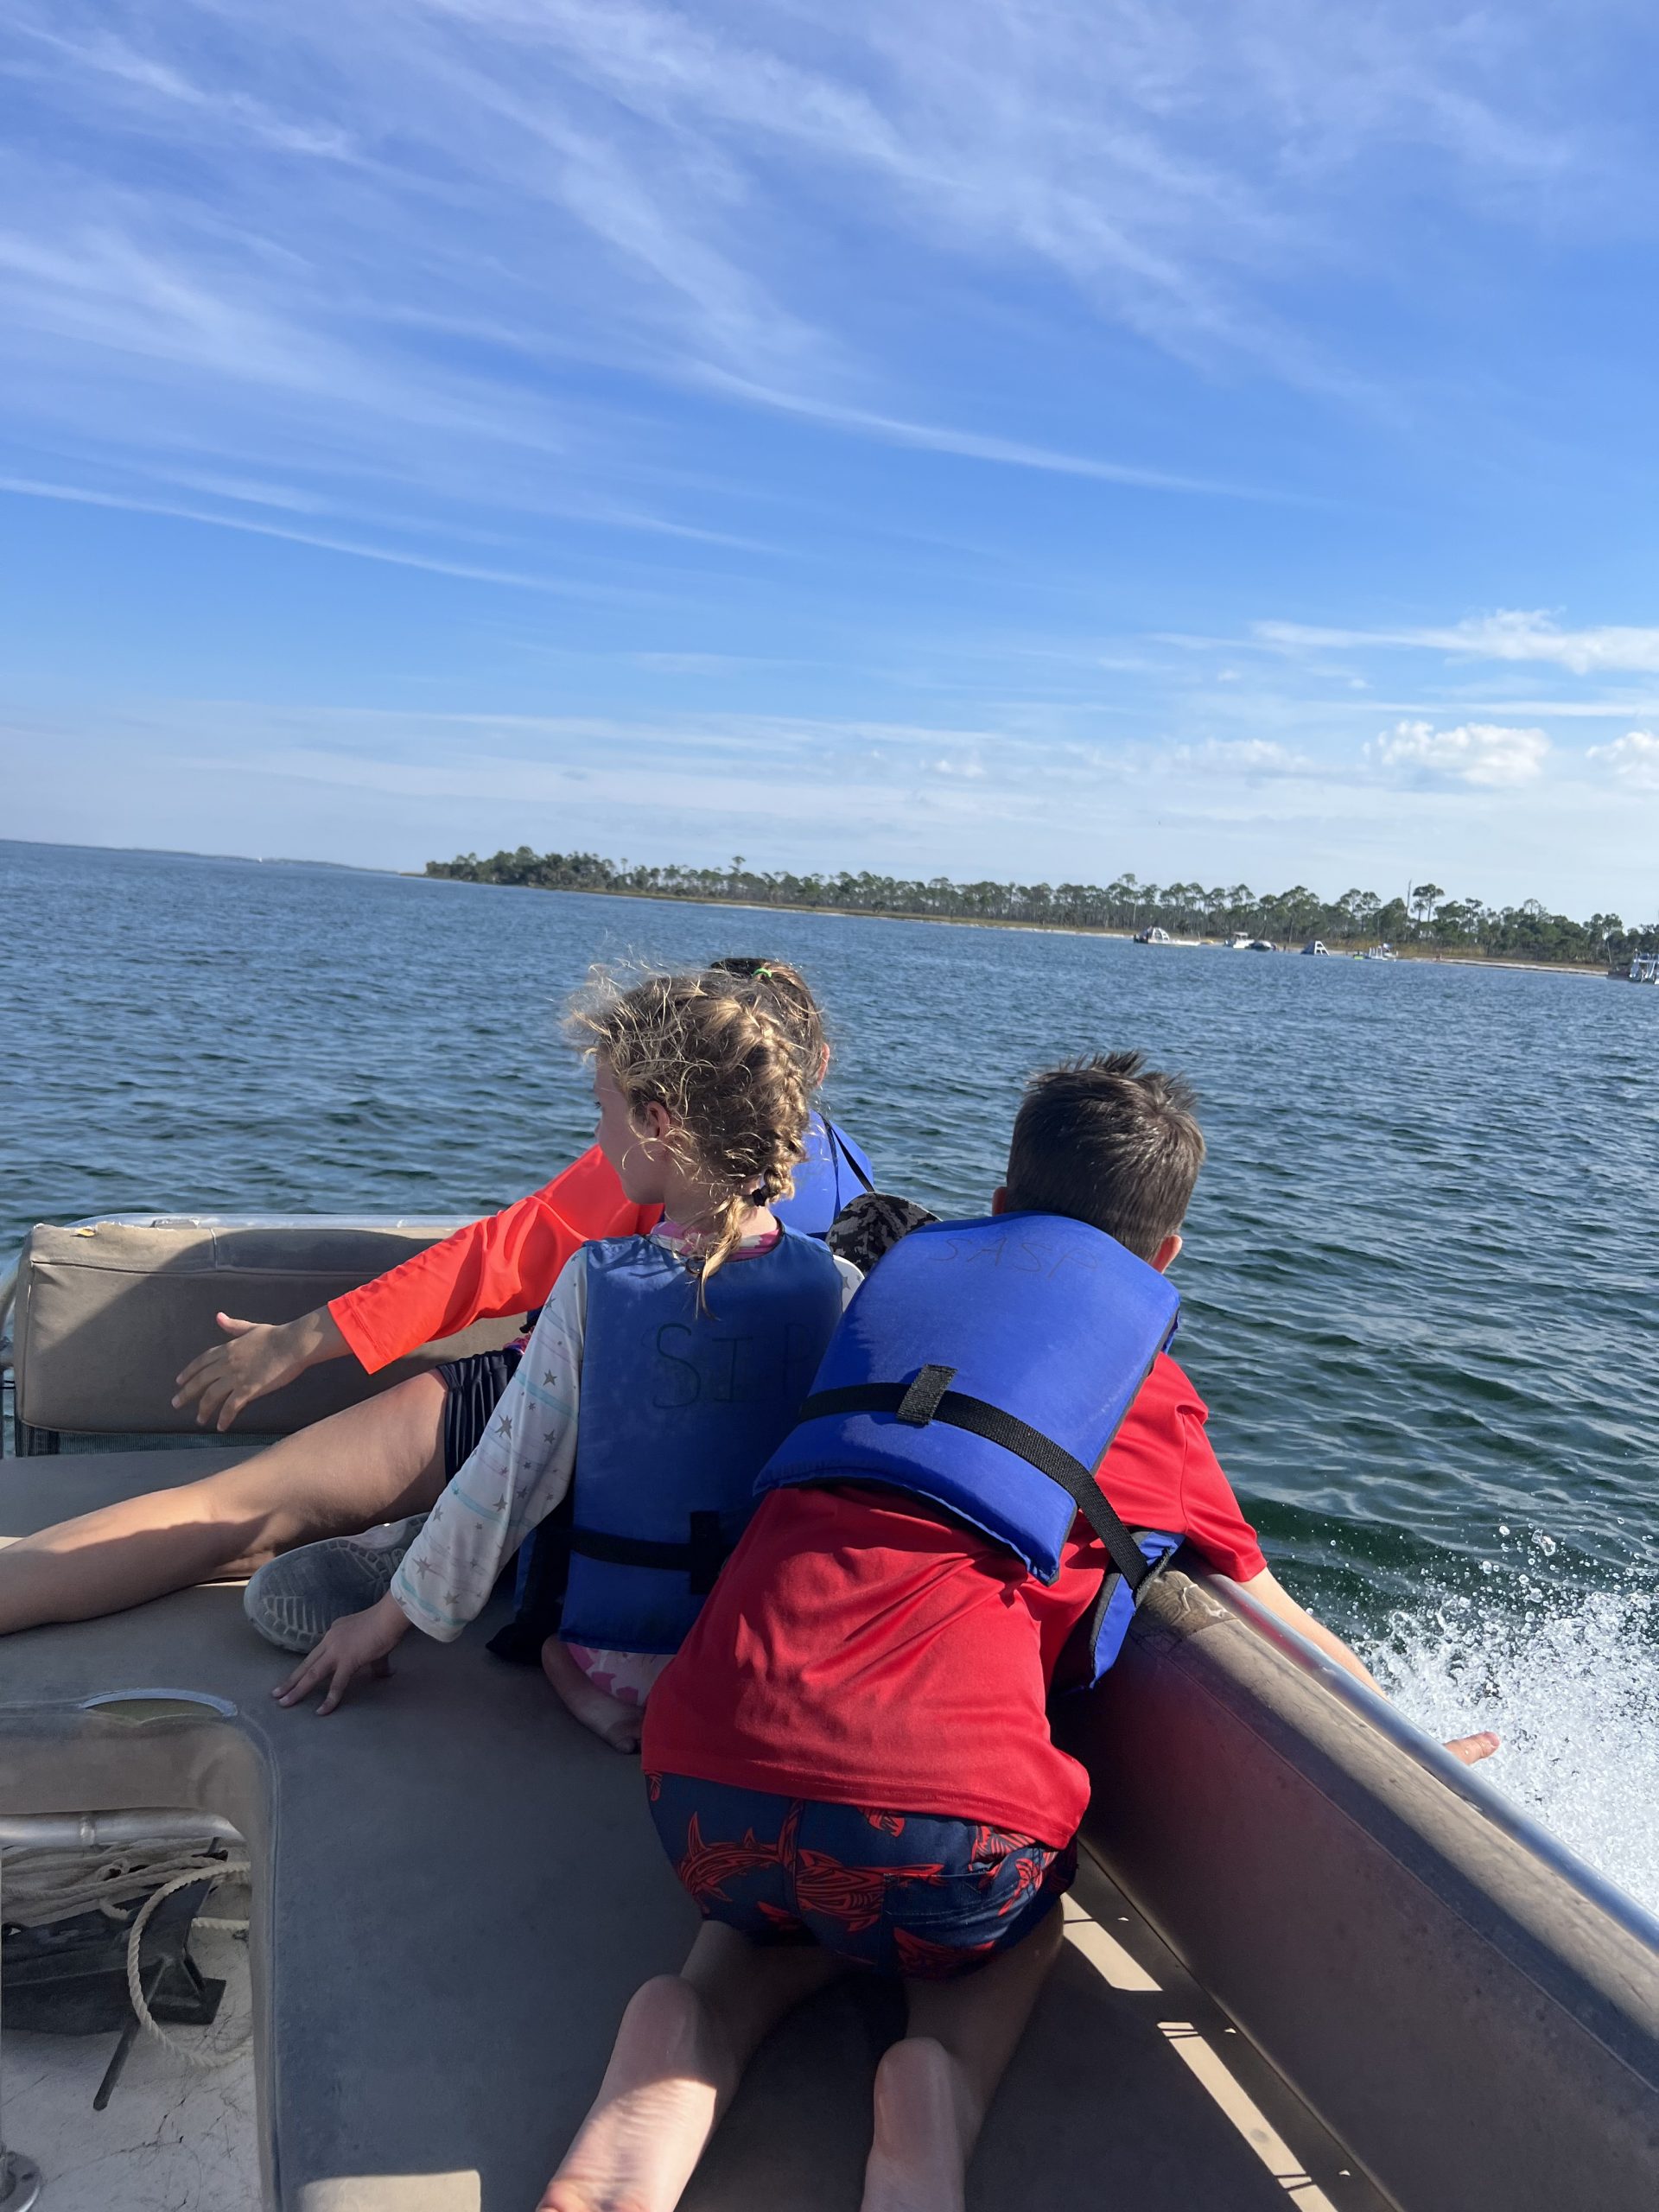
[0,1450,1378,2212]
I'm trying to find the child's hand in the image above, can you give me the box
[275,1594,410,1714]
[173,1307,344,1431]
[1445,1732,1499,1764]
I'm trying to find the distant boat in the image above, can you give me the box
[1223,932,1254,950]
[1627,953,1659,983]
[1134,925,1173,944]
[1361,943,1398,962]
[1245,938,1276,953]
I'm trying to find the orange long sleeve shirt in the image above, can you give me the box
[327,1145,659,1372]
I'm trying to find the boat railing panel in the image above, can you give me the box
[1209,1570,1659,1955]
[1061,1569,1659,2212]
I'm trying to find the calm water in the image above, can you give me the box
[4,839,1657,1901]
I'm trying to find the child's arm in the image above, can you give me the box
[273,1591,409,1714]
[1236,1568,1497,1765]
[274,1253,589,1713]
[1234,1567,1388,1694]
[174,1147,652,1428]
[172,1304,352,1432]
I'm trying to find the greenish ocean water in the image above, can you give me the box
[3,837,1656,1904]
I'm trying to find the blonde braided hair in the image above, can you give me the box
[568,966,812,1289]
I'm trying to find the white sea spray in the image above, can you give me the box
[1363,1548,1659,1916]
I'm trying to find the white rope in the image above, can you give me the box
[1,1842,236,1928]
[124,1863,254,2069]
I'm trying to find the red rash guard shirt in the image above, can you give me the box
[327,1146,659,1372]
[642,1351,1265,1848]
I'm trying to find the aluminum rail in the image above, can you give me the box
[0,1809,244,1850]
[1205,1570,1659,1958]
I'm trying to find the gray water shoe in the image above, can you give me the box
[243,1514,429,1653]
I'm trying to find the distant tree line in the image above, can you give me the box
[425,848,1656,967]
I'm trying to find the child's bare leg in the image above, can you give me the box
[0,1374,448,1634]
[862,1905,1065,2212]
[542,1922,843,2212]
[539,1637,645,1754]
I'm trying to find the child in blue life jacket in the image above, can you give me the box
[537,1053,1500,2212]
[273,966,862,1748]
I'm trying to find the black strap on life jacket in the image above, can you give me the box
[796,1363,1166,1598]
[566,1510,732,1596]
[823,1118,875,1198]
[487,1499,736,1669]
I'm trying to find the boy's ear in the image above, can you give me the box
[990,1185,1008,1216]
[1150,1232,1183,1274]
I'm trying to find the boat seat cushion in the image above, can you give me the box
[11,1220,526,1438]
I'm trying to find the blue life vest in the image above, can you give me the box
[755,1211,1181,1688]
[556,1227,847,1656]
[772,1112,873,1236]
[493,1116,871,1664]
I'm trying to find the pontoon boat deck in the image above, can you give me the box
[3,1218,1656,2210]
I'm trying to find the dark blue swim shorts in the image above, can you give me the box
[645,1772,1075,1980]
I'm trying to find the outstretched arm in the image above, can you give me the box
[1236,1568,1497,1766]
[173,1306,349,1433]
[173,1146,653,1432]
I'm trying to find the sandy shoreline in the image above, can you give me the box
[413,877,1624,977]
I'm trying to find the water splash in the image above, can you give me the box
[1364,1564,1659,1916]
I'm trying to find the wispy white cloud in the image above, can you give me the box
[0,0,1635,562]
[0,474,656,598]
[1370,719,1550,786]
[1260,610,1659,676]
[1167,736,1319,776]
[1586,729,1659,791]
[696,372,1279,499]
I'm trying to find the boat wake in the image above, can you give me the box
[1365,1552,1659,1916]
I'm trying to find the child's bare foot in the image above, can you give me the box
[861,2036,977,2212]
[540,1974,733,2212]
[540,1637,644,1752]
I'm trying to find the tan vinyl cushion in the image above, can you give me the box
[12,1219,529,1436]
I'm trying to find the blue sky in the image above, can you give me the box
[3,3,1659,916]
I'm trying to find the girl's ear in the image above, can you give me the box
[633,1099,676,1145]
[814,1043,831,1086]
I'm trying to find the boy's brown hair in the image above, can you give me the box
[1004,1052,1204,1261]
